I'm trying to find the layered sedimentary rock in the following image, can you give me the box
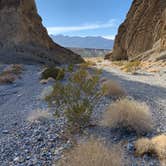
[111,0,166,61]
[0,0,83,64]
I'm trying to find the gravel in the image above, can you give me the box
[0,63,165,166]
[0,65,69,166]
[85,64,166,166]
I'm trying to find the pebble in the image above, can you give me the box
[2,130,9,134]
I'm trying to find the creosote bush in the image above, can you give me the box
[135,134,166,163]
[101,79,126,98]
[58,139,123,166]
[101,98,154,135]
[46,69,102,133]
[67,64,74,72]
[41,67,65,80]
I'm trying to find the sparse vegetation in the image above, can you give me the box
[0,73,16,84]
[3,64,23,75]
[41,67,65,80]
[122,61,141,73]
[0,64,23,84]
[112,60,141,73]
[135,134,166,163]
[112,61,126,67]
[27,109,51,122]
[58,139,123,166]
[67,64,74,72]
[40,86,54,100]
[80,60,96,69]
[101,79,126,98]
[46,69,102,133]
[101,98,154,134]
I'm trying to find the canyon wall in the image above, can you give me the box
[0,0,84,64]
[111,0,166,61]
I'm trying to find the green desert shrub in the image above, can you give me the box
[67,64,74,72]
[41,67,65,80]
[46,69,102,133]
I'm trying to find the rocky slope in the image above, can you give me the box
[110,0,166,61]
[0,0,83,65]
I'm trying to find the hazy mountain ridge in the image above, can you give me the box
[68,47,111,57]
[51,35,114,50]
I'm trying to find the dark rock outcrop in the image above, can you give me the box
[0,0,84,64]
[111,0,166,61]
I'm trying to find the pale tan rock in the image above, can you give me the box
[0,0,84,65]
[111,0,166,61]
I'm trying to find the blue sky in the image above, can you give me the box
[35,0,132,39]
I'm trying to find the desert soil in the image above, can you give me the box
[0,63,165,165]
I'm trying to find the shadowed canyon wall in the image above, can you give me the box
[0,0,84,64]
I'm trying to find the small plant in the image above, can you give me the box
[0,64,23,84]
[46,69,102,133]
[3,64,23,75]
[27,109,51,122]
[101,79,126,98]
[135,134,166,163]
[41,67,65,80]
[67,64,74,72]
[112,61,126,66]
[101,98,154,135]
[58,139,123,166]
[70,69,100,95]
[122,61,141,73]
[80,60,96,69]
[0,73,16,84]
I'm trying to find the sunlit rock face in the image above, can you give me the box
[111,0,166,61]
[0,0,84,64]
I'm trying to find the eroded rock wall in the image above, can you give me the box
[0,0,84,64]
[111,0,166,61]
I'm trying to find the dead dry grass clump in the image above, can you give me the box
[121,61,141,73]
[79,60,97,69]
[0,64,23,84]
[0,73,16,84]
[27,109,51,122]
[101,79,126,98]
[3,64,23,75]
[101,98,154,134]
[135,134,166,164]
[59,139,123,166]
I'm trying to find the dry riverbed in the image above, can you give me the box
[0,63,165,165]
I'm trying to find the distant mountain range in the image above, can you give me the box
[68,47,110,58]
[50,35,114,50]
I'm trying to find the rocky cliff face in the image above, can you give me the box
[111,0,166,61]
[0,0,83,64]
